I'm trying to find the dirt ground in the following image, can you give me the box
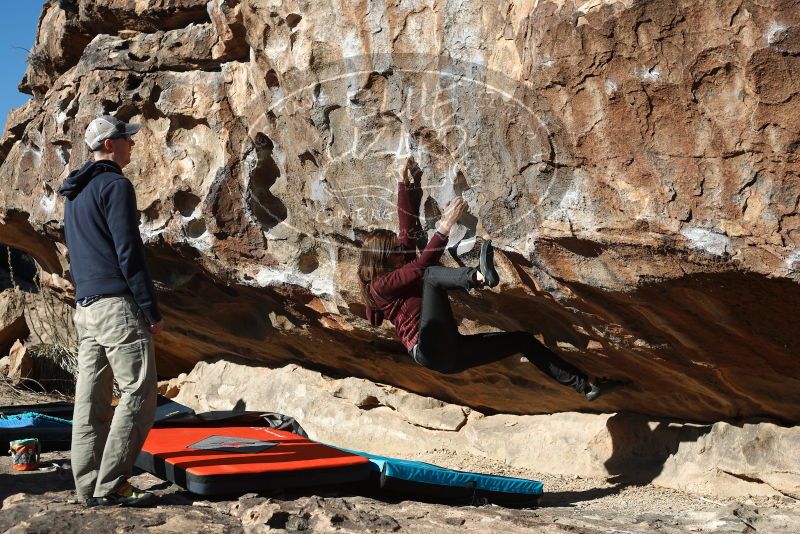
[2,382,800,533]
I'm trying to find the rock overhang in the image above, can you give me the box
[0,0,798,423]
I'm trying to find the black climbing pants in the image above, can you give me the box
[411,266,588,393]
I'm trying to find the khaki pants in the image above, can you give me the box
[70,295,157,500]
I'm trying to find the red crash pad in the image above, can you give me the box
[135,425,370,495]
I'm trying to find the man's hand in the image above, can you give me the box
[436,196,466,235]
[148,319,165,335]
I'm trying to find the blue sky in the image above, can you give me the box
[0,3,44,133]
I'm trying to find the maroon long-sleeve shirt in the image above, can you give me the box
[365,182,448,351]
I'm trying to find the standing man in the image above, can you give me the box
[59,115,165,507]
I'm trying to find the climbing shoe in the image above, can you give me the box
[479,239,500,288]
[585,379,625,402]
[94,481,156,507]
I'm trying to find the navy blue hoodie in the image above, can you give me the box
[59,160,162,325]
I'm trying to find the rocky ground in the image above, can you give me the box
[4,0,800,424]
[2,383,800,533]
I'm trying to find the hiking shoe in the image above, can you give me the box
[585,379,625,402]
[479,239,500,288]
[95,482,157,507]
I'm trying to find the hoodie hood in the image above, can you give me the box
[58,160,122,200]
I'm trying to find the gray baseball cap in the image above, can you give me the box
[84,115,140,150]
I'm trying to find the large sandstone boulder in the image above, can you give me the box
[0,0,798,422]
[173,359,800,499]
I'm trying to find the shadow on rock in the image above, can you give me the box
[0,458,74,502]
[540,483,626,507]
[603,412,712,484]
[267,483,541,510]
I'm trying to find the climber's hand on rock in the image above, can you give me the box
[437,196,466,235]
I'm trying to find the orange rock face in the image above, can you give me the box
[1,0,798,422]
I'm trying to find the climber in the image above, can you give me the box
[357,158,621,401]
